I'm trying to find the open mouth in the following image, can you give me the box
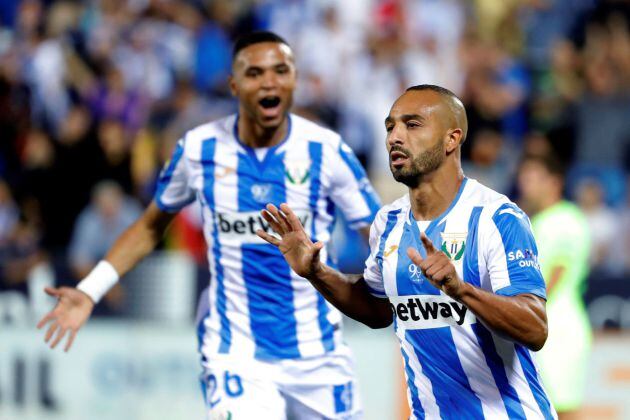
[258,96,282,119]
[390,150,409,167]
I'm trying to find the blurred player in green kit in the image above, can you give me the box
[517,154,592,420]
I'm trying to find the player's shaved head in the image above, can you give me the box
[405,85,468,144]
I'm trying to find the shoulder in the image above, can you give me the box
[181,115,236,157]
[289,114,342,150]
[371,194,408,233]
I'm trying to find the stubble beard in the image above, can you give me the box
[391,140,445,188]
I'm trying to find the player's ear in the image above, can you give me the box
[445,129,462,153]
[228,74,238,97]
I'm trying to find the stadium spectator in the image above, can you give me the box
[518,153,592,419]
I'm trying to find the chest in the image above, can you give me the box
[381,209,482,297]
[187,141,330,213]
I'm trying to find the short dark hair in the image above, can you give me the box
[520,153,566,180]
[232,31,290,61]
[406,84,461,102]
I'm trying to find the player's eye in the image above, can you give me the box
[245,69,262,77]
[276,65,289,74]
[406,121,421,128]
[385,124,394,132]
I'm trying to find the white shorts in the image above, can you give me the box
[199,346,362,420]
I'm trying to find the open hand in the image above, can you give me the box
[256,203,324,279]
[36,287,95,352]
[407,233,466,299]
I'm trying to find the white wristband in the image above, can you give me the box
[77,261,120,304]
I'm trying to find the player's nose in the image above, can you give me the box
[387,123,406,147]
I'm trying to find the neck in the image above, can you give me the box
[535,191,562,214]
[237,112,289,148]
[408,160,465,221]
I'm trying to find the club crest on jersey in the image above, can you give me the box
[284,160,310,185]
[440,231,467,262]
[251,183,272,203]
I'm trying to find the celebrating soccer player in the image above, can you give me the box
[258,85,557,419]
[37,32,379,419]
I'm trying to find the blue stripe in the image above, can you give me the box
[463,206,483,287]
[471,323,527,418]
[406,329,485,419]
[491,203,547,299]
[155,138,195,211]
[237,149,300,359]
[376,209,401,274]
[196,308,210,363]
[401,346,425,419]
[399,216,446,296]
[201,138,231,353]
[338,142,381,215]
[516,346,555,420]
[309,141,323,241]
[308,141,335,352]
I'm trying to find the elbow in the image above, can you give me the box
[525,321,548,352]
[364,315,393,330]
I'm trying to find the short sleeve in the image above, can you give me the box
[362,210,389,299]
[483,203,547,299]
[328,141,381,229]
[154,137,195,212]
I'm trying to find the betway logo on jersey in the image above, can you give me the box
[389,295,476,330]
[215,210,312,244]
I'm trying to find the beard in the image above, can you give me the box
[390,140,445,188]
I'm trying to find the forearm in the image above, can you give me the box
[308,264,392,329]
[457,283,547,351]
[104,202,175,277]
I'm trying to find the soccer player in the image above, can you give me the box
[258,85,557,419]
[37,31,379,419]
[518,154,591,420]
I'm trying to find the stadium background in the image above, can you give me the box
[1,0,629,419]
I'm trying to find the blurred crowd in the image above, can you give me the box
[1,0,630,317]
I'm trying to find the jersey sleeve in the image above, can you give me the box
[362,210,388,299]
[154,137,196,212]
[328,141,381,229]
[483,203,547,299]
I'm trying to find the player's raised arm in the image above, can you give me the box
[408,231,548,351]
[257,203,392,329]
[37,202,177,352]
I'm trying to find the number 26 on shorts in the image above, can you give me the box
[204,370,244,408]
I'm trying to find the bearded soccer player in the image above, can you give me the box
[37,32,379,419]
[258,85,557,419]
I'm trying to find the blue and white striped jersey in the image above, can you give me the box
[364,178,556,420]
[155,113,380,360]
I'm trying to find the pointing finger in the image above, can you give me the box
[420,233,437,255]
[407,247,424,265]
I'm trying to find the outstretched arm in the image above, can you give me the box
[257,203,392,329]
[37,202,177,351]
[408,233,548,351]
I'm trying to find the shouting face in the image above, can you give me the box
[230,42,297,130]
